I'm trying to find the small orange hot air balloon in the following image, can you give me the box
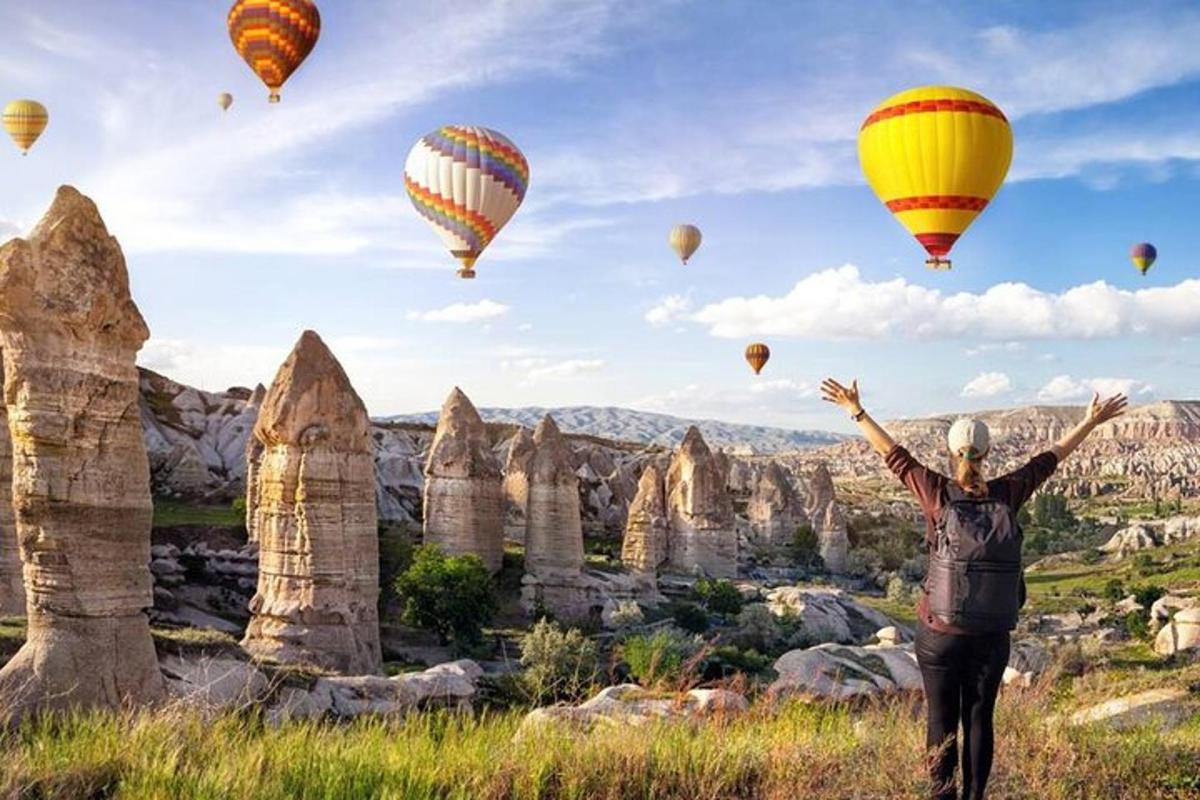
[858,86,1013,270]
[227,0,321,103]
[745,343,770,375]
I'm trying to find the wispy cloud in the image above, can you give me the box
[407,300,510,324]
[527,359,606,381]
[1036,375,1154,403]
[961,372,1013,398]
[660,265,1200,341]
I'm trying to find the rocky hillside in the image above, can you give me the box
[385,405,846,453]
[788,402,1200,503]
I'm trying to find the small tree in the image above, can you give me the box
[695,578,744,616]
[395,545,496,649]
[791,524,822,569]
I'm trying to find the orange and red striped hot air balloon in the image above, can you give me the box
[858,86,1013,271]
[227,0,321,103]
[745,343,770,375]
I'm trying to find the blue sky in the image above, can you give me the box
[1,0,1199,432]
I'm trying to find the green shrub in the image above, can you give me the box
[395,545,496,649]
[231,496,247,516]
[619,627,700,686]
[1132,584,1165,610]
[700,645,772,680]
[672,602,710,634]
[1121,610,1150,640]
[1033,493,1075,530]
[378,525,416,608]
[731,603,783,653]
[519,619,600,705]
[695,578,744,616]
[1102,579,1126,603]
[791,524,822,568]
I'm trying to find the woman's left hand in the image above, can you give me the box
[1086,392,1128,427]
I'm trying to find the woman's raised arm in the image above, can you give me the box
[821,378,896,457]
[1051,392,1128,463]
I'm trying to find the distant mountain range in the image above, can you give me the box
[383,405,848,453]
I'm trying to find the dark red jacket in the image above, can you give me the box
[884,445,1059,634]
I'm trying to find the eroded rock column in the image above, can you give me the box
[621,463,669,574]
[502,427,535,543]
[422,388,504,572]
[747,461,809,549]
[0,186,164,721]
[666,427,737,578]
[525,416,585,577]
[808,463,849,574]
[242,331,382,674]
[0,351,21,617]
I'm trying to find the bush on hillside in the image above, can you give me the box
[619,627,702,687]
[791,524,823,568]
[695,578,744,616]
[671,602,710,634]
[519,619,600,705]
[394,545,496,649]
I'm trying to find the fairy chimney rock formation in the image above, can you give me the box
[747,461,809,549]
[502,427,536,543]
[666,427,737,578]
[0,351,21,617]
[621,463,669,574]
[525,416,585,577]
[423,387,505,572]
[241,330,382,675]
[0,186,164,721]
[808,462,849,574]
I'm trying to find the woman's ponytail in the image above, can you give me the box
[956,453,987,497]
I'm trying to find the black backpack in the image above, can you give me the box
[925,484,1025,632]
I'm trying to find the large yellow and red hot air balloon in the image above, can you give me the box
[858,86,1013,270]
[3,100,48,155]
[745,343,770,375]
[405,126,530,279]
[669,224,702,265]
[227,0,321,103]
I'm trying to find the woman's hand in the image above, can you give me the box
[1086,392,1128,428]
[821,378,863,416]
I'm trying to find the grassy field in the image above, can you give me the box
[1025,542,1200,614]
[2,681,1198,800]
[152,498,244,528]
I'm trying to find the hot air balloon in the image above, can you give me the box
[227,0,321,103]
[3,100,48,155]
[1130,242,1156,276]
[405,126,530,279]
[858,86,1013,270]
[745,343,770,375]
[218,92,234,112]
[669,224,702,265]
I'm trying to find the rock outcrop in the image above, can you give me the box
[0,186,165,721]
[502,427,535,543]
[665,427,737,578]
[1100,517,1200,559]
[519,684,748,735]
[746,460,808,548]
[525,416,585,577]
[621,463,669,574]
[1154,607,1200,656]
[764,587,897,644]
[1067,687,1197,731]
[241,331,382,675]
[0,350,21,617]
[807,463,849,573]
[423,388,505,572]
[769,643,923,700]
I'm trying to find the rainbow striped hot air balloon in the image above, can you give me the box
[405,126,530,279]
[3,100,48,155]
[858,86,1013,270]
[1130,242,1156,276]
[227,0,321,103]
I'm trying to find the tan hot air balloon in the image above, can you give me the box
[669,224,702,265]
[218,92,234,112]
[745,343,770,375]
[3,99,49,155]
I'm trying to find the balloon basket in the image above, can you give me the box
[457,269,477,279]
[925,257,952,271]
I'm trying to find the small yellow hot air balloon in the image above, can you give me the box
[858,86,1013,270]
[745,343,770,375]
[218,92,234,112]
[669,224,702,265]
[227,0,321,103]
[3,99,48,155]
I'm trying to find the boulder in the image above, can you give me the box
[1068,687,1197,731]
[1003,639,1052,687]
[0,186,165,723]
[765,586,895,645]
[770,643,923,700]
[161,656,270,711]
[422,388,504,572]
[1154,607,1200,656]
[1100,524,1159,558]
[665,427,737,578]
[241,330,381,675]
[518,684,748,735]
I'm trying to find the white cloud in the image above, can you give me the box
[964,342,1025,357]
[0,219,20,240]
[526,359,606,381]
[646,294,693,327]
[517,323,534,332]
[748,379,814,398]
[1036,375,1154,403]
[961,372,1013,398]
[406,300,510,324]
[672,265,1200,341]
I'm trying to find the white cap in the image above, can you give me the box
[948,418,990,460]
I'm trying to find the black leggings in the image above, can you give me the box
[914,624,1011,800]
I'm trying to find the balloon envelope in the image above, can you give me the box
[3,99,48,155]
[1130,242,1156,275]
[745,343,770,375]
[669,224,702,265]
[405,126,530,279]
[218,92,234,111]
[227,0,320,103]
[858,86,1012,270]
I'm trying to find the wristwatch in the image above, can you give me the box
[851,407,867,422]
